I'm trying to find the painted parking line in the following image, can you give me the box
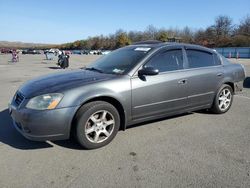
[235,95,250,100]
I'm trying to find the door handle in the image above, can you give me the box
[217,73,223,77]
[178,79,187,84]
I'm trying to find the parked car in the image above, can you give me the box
[16,49,23,54]
[9,41,246,149]
[22,49,40,55]
[101,50,112,55]
[89,50,98,55]
[48,48,60,53]
[71,50,81,55]
[82,50,90,55]
[1,48,12,54]
[45,49,60,56]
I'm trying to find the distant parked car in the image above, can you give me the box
[89,50,98,55]
[46,49,60,56]
[9,41,245,149]
[48,49,60,53]
[16,49,23,54]
[72,50,82,55]
[101,50,112,55]
[22,49,40,55]
[1,48,12,54]
[97,50,102,55]
[82,50,90,55]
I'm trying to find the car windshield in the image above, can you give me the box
[86,46,152,75]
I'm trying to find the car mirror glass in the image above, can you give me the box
[138,66,159,76]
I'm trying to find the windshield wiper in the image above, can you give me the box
[85,67,104,73]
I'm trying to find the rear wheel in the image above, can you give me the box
[211,84,233,114]
[74,101,120,149]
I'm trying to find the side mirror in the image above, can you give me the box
[138,66,159,76]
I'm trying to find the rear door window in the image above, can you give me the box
[186,49,217,68]
[213,54,222,65]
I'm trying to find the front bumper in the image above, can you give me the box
[9,104,78,141]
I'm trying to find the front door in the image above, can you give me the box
[131,48,189,120]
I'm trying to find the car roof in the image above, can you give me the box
[129,40,215,53]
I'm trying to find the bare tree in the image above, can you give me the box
[180,26,194,43]
[237,15,250,36]
[143,25,158,40]
[213,15,234,38]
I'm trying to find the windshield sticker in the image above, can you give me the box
[113,68,124,74]
[134,47,151,52]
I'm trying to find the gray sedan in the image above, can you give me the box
[9,41,246,149]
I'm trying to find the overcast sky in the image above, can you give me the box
[0,0,249,44]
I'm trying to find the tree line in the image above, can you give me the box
[57,15,250,50]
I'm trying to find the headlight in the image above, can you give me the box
[26,93,63,110]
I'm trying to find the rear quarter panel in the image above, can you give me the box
[222,63,246,92]
[223,63,245,81]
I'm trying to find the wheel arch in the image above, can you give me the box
[212,80,235,108]
[223,82,235,94]
[70,96,127,137]
[217,75,235,95]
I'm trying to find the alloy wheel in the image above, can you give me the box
[218,88,232,111]
[85,110,115,143]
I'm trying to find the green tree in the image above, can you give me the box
[116,33,131,48]
[156,31,168,42]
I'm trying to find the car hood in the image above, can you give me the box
[19,69,116,98]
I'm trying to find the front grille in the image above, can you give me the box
[14,92,25,106]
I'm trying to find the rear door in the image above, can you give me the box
[184,48,224,108]
[131,47,189,120]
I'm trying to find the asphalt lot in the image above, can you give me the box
[0,54,250,188]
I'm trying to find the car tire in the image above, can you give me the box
[210,84,233,114]
[74,101,120,149]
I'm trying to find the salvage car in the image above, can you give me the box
[22,49,41,55]
[9,41,246,149]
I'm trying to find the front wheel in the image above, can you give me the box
[74,101,120,149]
[210,84,233,114]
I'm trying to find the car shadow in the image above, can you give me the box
[54,113,194,149]
[48,66,61,70]
[0,109,53,150]
[52,139,83,150]
[126,112,192,130]
[243,77,250,88]
[0,109,211,150]
[194,109,214,114]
